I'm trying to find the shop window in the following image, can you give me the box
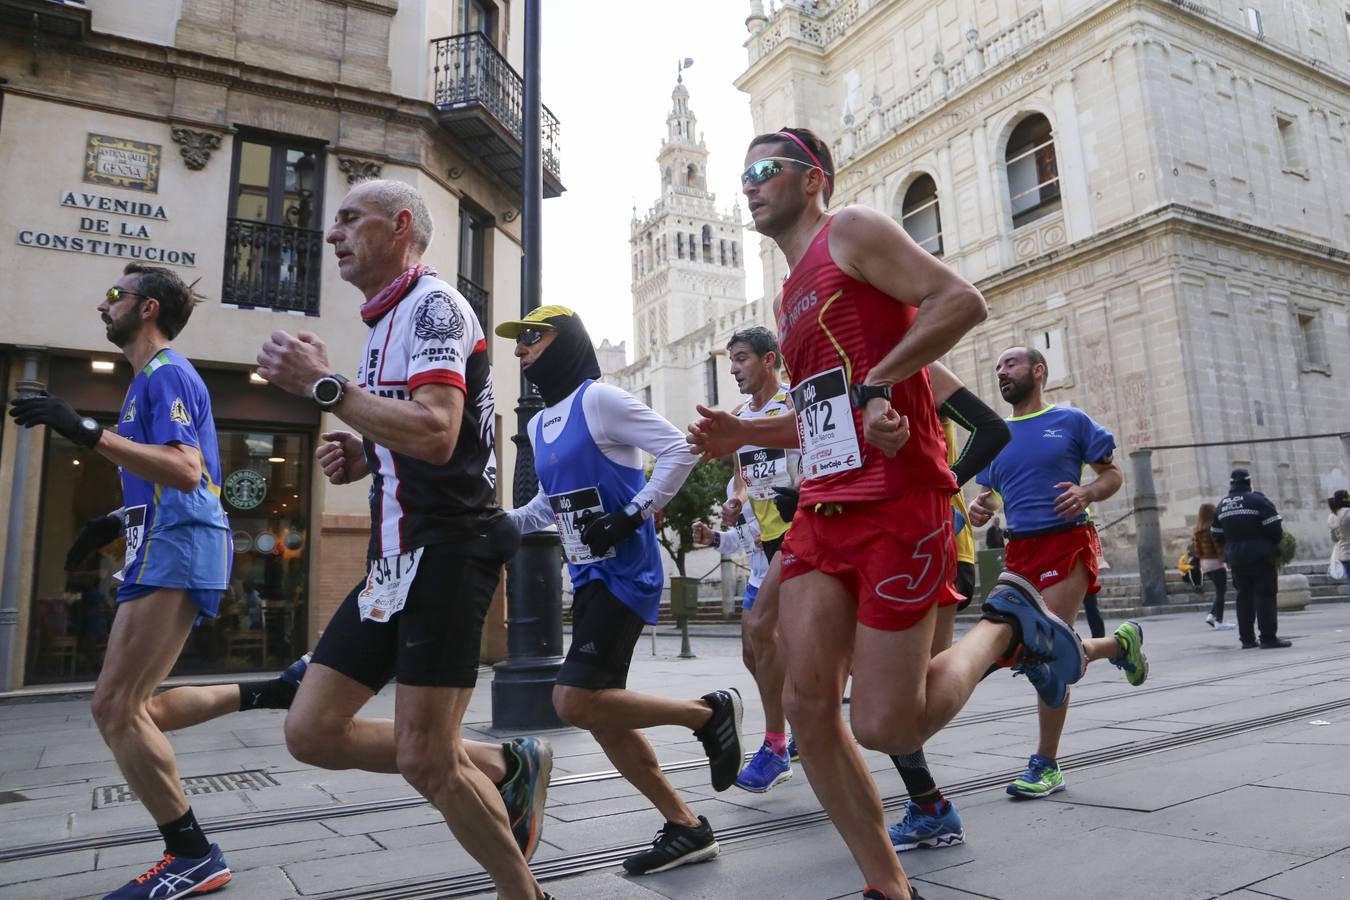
[26,426,313,684]
[898,174,943,257]
[223,133,325,314]
[1006,114,1061,228]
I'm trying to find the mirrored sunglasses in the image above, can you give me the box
[105,287,148,304]
[517,327,550,347]
[740,157,808,187]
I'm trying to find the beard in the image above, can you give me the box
[999,376,1034,406]
[105,308,142,348]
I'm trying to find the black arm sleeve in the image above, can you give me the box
[939,387,1012,487]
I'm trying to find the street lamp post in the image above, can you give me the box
[491,0,564,730]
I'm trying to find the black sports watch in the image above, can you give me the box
[850,383,892,408]
[620,501,643,523]
[312,374,350,409]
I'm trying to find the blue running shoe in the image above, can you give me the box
[735,741,792,793]
[279,651,311,687]
[888,800,965,852]
[104,845,230,899]
[499,736,552,861]
[787,737,799,763]
[982,573,1086,708]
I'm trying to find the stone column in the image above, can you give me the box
[1131,449,1167,606]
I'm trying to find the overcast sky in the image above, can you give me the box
[540,1,764,357]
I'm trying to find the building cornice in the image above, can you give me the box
[978,203,1350,296]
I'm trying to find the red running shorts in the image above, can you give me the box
[779,490,960,631]
[1004,525,1102,594]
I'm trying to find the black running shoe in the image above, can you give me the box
[694,688,743,792]
[622,816,719,875]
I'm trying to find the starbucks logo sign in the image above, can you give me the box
[224,469,267,510]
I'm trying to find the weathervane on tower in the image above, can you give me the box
[677,57,694,82]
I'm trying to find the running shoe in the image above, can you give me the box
[622,815,719,875]
[104,845,231,899]
[1205,613,1217,628]
[1110,620,1148,686]
[279,651,311,687]
[982,573,1085,708]
[499,737,552,861]
[887,799,966,852]
[1006,753,1065,798]
[734,741,792,793]
[788,736,799,763]
[694,688,743,792]
[1215,621,1236,631]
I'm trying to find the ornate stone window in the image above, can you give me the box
[898,174,943,257]
[1005,114,1061,229]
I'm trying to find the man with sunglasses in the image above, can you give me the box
[496,305,745,877]
[688,127,1086,900]
[10,264,236,899]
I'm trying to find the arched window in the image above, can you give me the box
[899,175,943,257]
[1005,114,1061,228]
[686,163,698,186]
[731,241,738,267]
[701,225,713,263]
[677,233,684,259]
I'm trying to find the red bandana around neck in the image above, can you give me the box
[359,264,437,325]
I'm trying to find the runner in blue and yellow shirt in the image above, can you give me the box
[9,264,234,899]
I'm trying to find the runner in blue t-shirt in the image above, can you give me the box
[9,264,235,898]
[967,345,1148,801]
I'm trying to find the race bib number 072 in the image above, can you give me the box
[790,367,862,480]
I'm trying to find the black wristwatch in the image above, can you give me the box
[850,383,892,408]
[620,501,643,523]
[312,374,350,409]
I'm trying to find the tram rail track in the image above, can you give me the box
[2,649,1346,867]
[320,695,1350,899]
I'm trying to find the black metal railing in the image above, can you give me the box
[431,32,562,182]
[222,219,324,315]
[457,273,490,327]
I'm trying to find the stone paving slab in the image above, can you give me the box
[1247,847,1350,898]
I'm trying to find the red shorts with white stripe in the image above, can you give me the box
[779,490,960,632]
[1003,524,1102,594]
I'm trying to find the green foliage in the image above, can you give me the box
[1279,530,1297,568]
[655,459,733,577]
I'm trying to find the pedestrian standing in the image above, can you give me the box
[1194,502,1234,629]
[1212,468,1289,649]
[1327,489,1350,602]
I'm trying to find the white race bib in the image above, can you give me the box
[790,367,863,481]
[357,548,424,622]
[733,513,756,555]
[549,486,616,565]
[116,505,148,581]
[738,447,790,500]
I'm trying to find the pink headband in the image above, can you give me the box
[777,130,833,198]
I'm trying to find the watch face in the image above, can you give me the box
[81,418,98,431]
[315,379,339,404]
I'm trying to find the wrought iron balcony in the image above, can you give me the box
[456,274,490,328]
[431,32,563,199]
[222,219,324,315]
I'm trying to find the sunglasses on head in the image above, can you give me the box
[105,287,148,304]
[517,327,550,347]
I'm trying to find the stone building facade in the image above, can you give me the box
[735,0,1350,565]
[0,0,561,686]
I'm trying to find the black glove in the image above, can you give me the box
[773,486,799,523]
[9,392,103,449]
[65,512,124,571]
[576,505,643,557]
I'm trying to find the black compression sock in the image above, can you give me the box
[497,741,522,787]
[890,748,938,800]
[158,807,211,859]
[238,678,298,711]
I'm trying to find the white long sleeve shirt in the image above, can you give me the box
[509,381,702,534]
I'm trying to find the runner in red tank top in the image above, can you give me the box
[688,128,1088,900]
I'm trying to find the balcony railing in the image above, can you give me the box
[222,219,324,315]
[431,32,563,198]
[456,273,489,328]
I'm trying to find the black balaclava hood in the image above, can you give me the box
[526,312,602,407]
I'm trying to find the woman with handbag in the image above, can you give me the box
[1195,503,1235,629]
[1327,490,1350,600]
